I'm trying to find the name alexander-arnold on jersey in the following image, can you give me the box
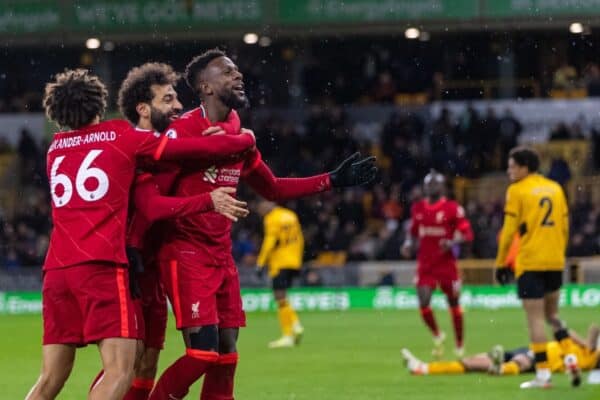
[49,131,117,152]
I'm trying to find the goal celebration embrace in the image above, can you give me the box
[4,3,600,399]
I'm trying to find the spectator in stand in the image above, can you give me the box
[583,63,600,97]
[17,128,41,185]
[498,109,522,167]
[550,122,571,141]
[553,62,578,90]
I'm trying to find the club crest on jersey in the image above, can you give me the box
[436,211,445,223]
[203,166,218,184]
[191,301,200,319]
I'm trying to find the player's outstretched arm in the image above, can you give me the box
[243,151,377,202]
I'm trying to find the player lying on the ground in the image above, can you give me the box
[402,323,599,380]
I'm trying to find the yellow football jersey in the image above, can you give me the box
[495,174,568,277]
[257,206,304,277]
[547,341,599,372]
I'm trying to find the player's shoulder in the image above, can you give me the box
[411,200,425,210]
[506,181,523,197]
[102,118,135,131]
[167,108,204,135]
[443,199,464,214]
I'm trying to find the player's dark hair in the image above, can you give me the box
[43,69,107,130]
[509,147,540,172]
[118,62,179,125]
[185,48,227,95]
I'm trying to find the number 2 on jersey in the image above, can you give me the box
[51,150,109,207]
[539,196,555,226]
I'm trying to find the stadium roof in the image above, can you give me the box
[3,0,600,44]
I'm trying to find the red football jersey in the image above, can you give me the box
[162,107,259,266]
[164,106,331,267]
[408,197,473,274]
[44,119,254,270]
[44,119,170,270]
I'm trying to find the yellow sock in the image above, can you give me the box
[500,361,520,375]
[289,307,300,326]
[277,299,294,336]
[428,361,465,374]
[531,342,550,370]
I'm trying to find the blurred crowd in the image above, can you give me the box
[1,104,599,271]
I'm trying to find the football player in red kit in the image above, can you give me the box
[85,63,252,400]
[148,49,377,400]
[26,69,255,400]
[401,170,473,358]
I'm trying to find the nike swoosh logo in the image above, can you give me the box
[169,395,182,400]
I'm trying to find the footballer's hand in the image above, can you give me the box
[439,239,454,252]
[210,187,249,222]
[329,152,378,188]
[240,128,257,150]
[255,266,266,279]
[400,240,412,258]
[495,266,515,286]
[202,126,225,136]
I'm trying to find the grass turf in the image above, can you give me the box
[2,307,600,399]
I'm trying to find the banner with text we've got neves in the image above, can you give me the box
[3,285,600,314]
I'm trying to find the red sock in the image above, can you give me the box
[201,353,239,400]
[450,305,464,347]
[148,349,218,400]
[89,370,104,393]
[124,378,155,400]
[419,307,440,337]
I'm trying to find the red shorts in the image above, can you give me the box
[416,267,461,298]
[138,266,168,349]
[42,264,141,346]
[159,248,246,330]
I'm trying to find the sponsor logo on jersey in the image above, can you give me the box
[419,226,447,237]
[203,166,218,184]
[202,166,241,185]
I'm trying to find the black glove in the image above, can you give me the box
[329,152,378,188]
[255,266,266,280]
[495,266,515,286]
[126,246,144,299]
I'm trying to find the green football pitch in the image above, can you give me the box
[2,307,600,399]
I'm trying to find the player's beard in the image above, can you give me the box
[218,88,249,110]
[150,106,175,133]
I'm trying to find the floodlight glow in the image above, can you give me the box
[259,36,272,47]
[570,22,584,34]
[243,33,259,44]
[86,38,101,49]
[405,28,420,40]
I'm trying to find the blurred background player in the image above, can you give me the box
[401,170,473,358]
[401,323,599,376]
[256,200,305,349]
[495,147,573,389]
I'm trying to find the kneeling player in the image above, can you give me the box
[401,171,473,357]
[256,201,304,348]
